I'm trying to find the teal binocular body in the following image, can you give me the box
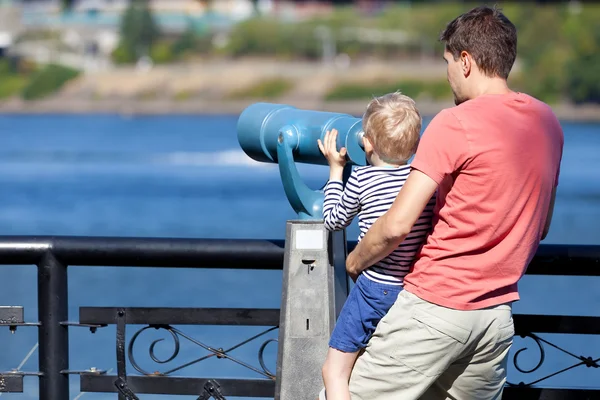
[237,103,367,219]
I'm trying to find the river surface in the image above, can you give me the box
[0,114,598,399]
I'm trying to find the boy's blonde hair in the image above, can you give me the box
[362,91,422,164]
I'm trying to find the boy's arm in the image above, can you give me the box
[323,169,361,231]
[318,128,360,230]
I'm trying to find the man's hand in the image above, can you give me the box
[318,129,347,180]
[346,267,359,283]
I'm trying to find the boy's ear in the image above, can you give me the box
[362,135,373,152]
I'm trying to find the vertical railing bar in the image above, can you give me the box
[38,252,69,400]
[116,309,126,400]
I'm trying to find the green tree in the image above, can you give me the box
[510,5,570,103]
[564,14,600,104]
[171,21,201,57]
[250,0,259,15]
[116,0,161,62]
[61,0,75,11]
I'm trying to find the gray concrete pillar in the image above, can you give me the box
[275,220,349,400]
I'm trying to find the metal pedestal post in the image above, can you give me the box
[275,220,349,400]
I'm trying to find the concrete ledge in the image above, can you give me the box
[0,98,598,121]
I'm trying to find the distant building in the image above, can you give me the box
[0,32,12,58]
[0,3,21,58]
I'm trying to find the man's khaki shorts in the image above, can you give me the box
[348,290,514,400]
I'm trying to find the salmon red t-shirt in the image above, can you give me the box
[406,92,564,310]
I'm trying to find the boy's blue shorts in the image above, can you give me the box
[329,274,402,353]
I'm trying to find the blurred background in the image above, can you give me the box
[0,0,598,115]
[0,1,598,399]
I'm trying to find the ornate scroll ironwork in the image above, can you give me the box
[127,324,278,379]
[507,332,599,387]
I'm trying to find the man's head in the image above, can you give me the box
[440,5,517,105]
[362,92,422,165]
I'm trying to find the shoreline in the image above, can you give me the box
[2,59,597,122]
[1,98,599,122]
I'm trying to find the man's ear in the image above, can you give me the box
[461,51,472,77]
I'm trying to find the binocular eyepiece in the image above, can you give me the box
[237,103,367,219]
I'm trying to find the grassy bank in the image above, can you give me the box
[325,79,451,102]
[0,60,80,101]
[227,78,295,100]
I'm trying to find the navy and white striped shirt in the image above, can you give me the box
[323,165,435,286]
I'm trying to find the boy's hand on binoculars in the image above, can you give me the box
[317,129,347,179]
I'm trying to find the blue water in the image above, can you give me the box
[0,114,598,399]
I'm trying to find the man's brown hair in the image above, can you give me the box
[440,5,517,79]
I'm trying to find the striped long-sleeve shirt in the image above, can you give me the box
[323,165,435,286]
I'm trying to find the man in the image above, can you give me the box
[345,5,564,400]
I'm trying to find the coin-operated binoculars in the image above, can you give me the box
[237,103,366,400]
[237,102,367,220]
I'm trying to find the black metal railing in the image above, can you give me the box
[0,236,284,400]
[501,244,600,400]
[0,236,598,399]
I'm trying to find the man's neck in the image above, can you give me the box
[470,76,512,99]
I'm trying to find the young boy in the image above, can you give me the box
[316,92,435,400]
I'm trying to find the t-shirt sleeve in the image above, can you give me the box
[411,109,469,184]
[554,126,564,187]
[555,158,561,187]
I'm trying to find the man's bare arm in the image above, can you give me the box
[541,186,557,240]
[346,169,438,279]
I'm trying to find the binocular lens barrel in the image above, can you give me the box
[237,103,366,166]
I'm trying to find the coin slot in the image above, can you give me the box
[302,259,316,274]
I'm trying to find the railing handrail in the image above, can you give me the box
[0,236,286,269]
[0,236,597,276]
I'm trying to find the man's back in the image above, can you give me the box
[407,92,564,310]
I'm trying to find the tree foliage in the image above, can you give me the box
[116,0,160,61]
[60,0,74,11]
